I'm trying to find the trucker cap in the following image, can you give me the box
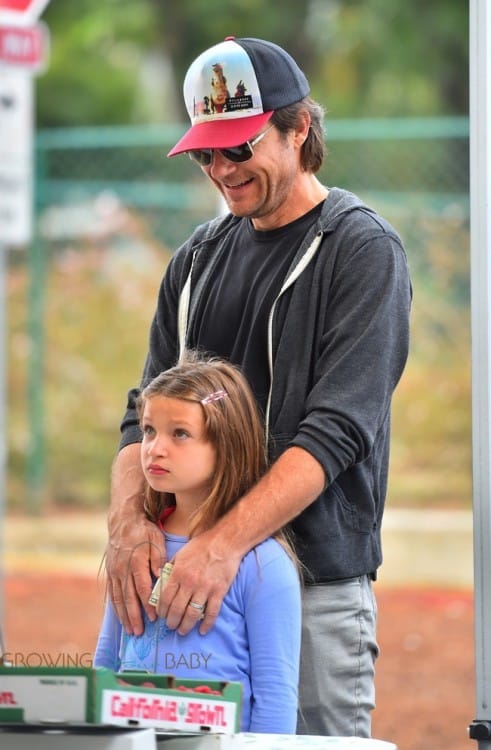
[167,36,310,157]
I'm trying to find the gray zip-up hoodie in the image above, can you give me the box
[120,187,412,582]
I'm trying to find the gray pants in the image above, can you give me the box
[296,575,379,737]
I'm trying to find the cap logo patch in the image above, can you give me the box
[184,40,263,124]
[207,63,252,114]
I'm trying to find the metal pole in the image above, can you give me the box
[26,231,44,514]
[25,78,46,515]
[0,242,6,653]
[469,0,491,746]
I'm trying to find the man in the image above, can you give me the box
[106,36,411,737]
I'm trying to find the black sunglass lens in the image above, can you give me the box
[189,150,212,166]
[220,143,252,163]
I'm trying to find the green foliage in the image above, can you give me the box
[308,0,468,117]
[389,352,471,509]
[7,217,172,509]
[387,211,471,509]
[38,0,158,126]
[36,0,468,126]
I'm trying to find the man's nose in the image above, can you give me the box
[209,149,237,175]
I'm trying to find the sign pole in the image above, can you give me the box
[0,0,51,656]
[0,241,6,655]
[469,0,491,745]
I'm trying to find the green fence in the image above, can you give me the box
[7,117,470,512]
[35,116,469,252]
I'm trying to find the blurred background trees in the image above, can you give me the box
[38,0,468,127]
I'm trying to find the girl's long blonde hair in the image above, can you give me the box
[137,350,299,567]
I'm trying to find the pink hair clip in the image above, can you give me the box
[201,389,228,405]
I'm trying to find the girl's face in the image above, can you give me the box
[140,395,216,506]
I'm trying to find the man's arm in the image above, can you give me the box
[105,442,165,635]
[159,445,325,635]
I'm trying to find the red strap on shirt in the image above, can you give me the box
[157,505,176,532]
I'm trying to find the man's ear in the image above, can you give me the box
[293,109,311,148]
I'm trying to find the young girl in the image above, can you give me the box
[94,352,302,734]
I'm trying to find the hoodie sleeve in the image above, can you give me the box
[290,213,411,484]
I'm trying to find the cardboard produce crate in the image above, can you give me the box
[0,726,158,750]
[0,667,242,735]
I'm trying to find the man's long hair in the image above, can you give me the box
[272,96,326,173]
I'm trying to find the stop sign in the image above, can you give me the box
[0,0,50,26]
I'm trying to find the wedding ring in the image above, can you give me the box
[188,600,205,612]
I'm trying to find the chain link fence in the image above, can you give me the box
[7,117,470,511]
[35,117,469,256]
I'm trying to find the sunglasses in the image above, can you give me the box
[188,125,274,167]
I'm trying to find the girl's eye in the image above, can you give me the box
[174,429,189,440]
[142,424,155,437]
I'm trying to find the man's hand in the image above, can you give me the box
[105,515,165,635]
[158,446,326,635]
[158,528,241,636]
[106,443,165,635]
[107,443,324,636]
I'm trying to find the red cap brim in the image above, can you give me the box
[167,111,273,157]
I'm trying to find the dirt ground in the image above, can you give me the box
[3,572,475,750]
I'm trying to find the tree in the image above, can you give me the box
[36,0,468,127]
[37,0,157,126]
[307,0,468,117]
